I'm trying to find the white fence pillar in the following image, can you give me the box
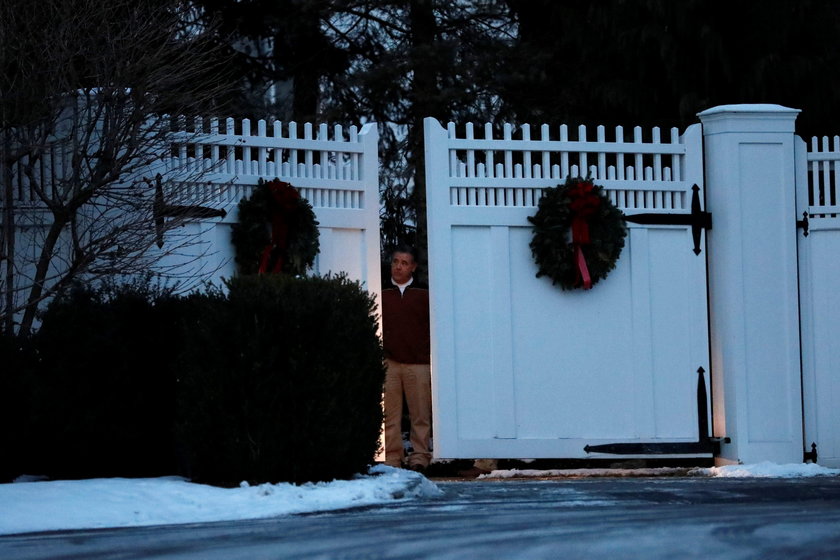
[699,104,804,465]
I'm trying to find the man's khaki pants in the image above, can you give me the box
[384,359,432,468]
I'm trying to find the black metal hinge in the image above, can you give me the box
[804,442,818,463]
[153,174,227,248]
[623,185,712,255]
[583,367,729,456]
[796,211,810,237]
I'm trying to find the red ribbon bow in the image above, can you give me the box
[567,181,601,289]
[258,180,301,274]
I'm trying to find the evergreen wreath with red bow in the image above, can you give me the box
[528,177,627,290]
[231,178,320,276]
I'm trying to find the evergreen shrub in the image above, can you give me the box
[0,333,37,482]
[28,280,191,479]
[177,273,385,486]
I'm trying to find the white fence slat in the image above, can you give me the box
[671,128,681,182]
[484,122,495,179]
[350,125,359,181]
[334,124,344,180]
[273,121,283,175]
[615,126,626,181]
[319,123,329,179]
[522,124,532,179]
[810,137,819,206]
[652,127,662,181]
[258,120,268,175]
[578,125,588,174]
[821,136,830,206]
[448,122,458,177]
[560,125,570,178]
[242,119,252,175]
[504,123,513,178]
[304,123,314,177]
[467,122,477,178]
[541,124,550,179]
[289,122,299,177]
[210,118,220,164]
[634,127,644,181]
[225,118,235,173]
[597,125,606,179]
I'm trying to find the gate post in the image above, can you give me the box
[699,104,804,465]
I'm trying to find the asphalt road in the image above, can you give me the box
[3,476,840,559]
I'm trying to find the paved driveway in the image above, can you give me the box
[3,476,840,559]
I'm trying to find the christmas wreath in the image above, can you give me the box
[528,177,627,290]
[231,178,320,276]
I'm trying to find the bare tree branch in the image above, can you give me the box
[1,0,237,337]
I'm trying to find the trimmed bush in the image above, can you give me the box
[177,274,385,486]
[0,333,38,482]
[26,280,191,479]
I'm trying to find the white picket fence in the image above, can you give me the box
[437,121,698,214]
[164,118,374,206]
[5,117,382,324]
[154,118,381,295]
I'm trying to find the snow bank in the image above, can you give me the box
[3,462,837,536]
[695,461,840,478]
[480,462,840,480]
[0,465,441,536]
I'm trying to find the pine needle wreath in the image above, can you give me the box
[231,179,320,276]
[528,177,627,290]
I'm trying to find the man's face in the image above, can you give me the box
[391,251,417,284]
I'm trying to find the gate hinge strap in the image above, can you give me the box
[623,185,711,255]
[796,211,810,237]
[583,366,727,457]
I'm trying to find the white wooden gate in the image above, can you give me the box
[797,135,840,468]
[424,118,711,459]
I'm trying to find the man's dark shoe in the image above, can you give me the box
[408,463,427,474]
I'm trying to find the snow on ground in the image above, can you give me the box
[0,465,440,536]
[479,461,840,480]
[1,462,837,537]
[699,461,840,478]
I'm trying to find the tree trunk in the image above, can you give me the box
[288,1,324,123]
[17,216,67,338]
[408,0,438,261]
[1,135,14,335]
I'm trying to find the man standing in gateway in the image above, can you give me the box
[381,245,432,472]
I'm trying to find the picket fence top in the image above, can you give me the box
[433,118,686,148]
[168,118,376,147]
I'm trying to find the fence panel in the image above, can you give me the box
[424,117,710,459]
[798,135,840,467]
[5,118,381,328]
[151,118,381,295]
